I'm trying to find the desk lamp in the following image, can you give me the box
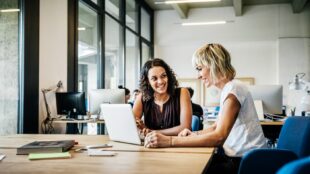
[41,81,64,133]
[288,73,310,115]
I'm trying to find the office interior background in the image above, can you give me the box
[0,0,309,135]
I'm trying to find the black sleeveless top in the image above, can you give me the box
[142,88,181,130]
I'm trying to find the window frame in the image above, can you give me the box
[68,0,154,92]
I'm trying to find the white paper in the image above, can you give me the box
[0,154,6,161]
[254,100,264,120]
[88,149,117,156]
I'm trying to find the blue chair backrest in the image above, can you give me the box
[239,149,298,174]
[277,117,310,158]
[277,157,310,174]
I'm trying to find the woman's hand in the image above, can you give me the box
[136,119,146,130]
[139,128,152,139]
[178,128,197,137]
[144,131,171,148]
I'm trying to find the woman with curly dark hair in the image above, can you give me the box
[133,58,192,136]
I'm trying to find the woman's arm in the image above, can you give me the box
[145,94,240,147]
[132,94,146,130]
[156,88,192,136]
[174,94,240,146]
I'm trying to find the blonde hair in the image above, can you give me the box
[192,43,236,83]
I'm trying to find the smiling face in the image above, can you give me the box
[147,66,168,95]
[192,44,236,89]
[196,65,213,88]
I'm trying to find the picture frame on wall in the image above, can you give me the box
[178,78,202,105]
[235,77,255,85]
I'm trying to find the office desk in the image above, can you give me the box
[53,119,105,134]
[0,134,214,174]
[53,119,105,124]
[0,134,214,153]
[260,121,284,126]
[260,121,284,147]
[0,148,212,174]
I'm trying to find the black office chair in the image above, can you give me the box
[238,117,310,174]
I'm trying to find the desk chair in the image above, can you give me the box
[277,157,310,174]
[238,117,310,174]
[192,115,200,131]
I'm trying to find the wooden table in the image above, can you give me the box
[53,118,105,134]
[260,121,284,147]
[0,134,214,174]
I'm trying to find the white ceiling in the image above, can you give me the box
[145,0,309,18]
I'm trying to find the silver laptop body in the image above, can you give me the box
[100,104,143,145]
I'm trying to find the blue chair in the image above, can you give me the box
[191,115,200,131]
[238,117,310,174]
[277,157,310,174]
[277,117,310,158]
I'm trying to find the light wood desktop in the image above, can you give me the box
[52,117,105,134]
[0,134,214,174]
[203,118,284,129]
[52,118,105,124]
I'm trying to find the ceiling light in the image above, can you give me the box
[182,21,226,26]
[155,0,221,4]
[0,9,20,12]
[78,27,86,31]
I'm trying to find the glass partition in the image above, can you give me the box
[125,29,140,92]
[0,0,19,135]
[141,8,151,41]
[126,0,138,32]
[142,42,151,66]
[78,2,100,94]
[105,0,120,20]
[105,14,124,89]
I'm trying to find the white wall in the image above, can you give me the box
[154,4,310,106]
[39,0,67,133]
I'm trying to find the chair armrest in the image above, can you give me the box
[238,149,298,174]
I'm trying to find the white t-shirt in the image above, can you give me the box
[219,80,267,157]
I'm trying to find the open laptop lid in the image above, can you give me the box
[100,104,143,145]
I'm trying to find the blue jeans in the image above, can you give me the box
[192,115,200,131]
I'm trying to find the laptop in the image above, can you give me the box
[100,104,143,145]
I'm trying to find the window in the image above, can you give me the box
[126,0,138,32]
[78,1,100,94]
[105,0,120,20]
[141,7,151,41]
[125,29,140,92]
[70,0,153,100]
[0,0,20,135]
[142,42,151,65]
[105,14,124,89]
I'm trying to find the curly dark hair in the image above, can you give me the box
[139,58,179,101]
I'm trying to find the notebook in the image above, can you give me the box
[28,152,71,160]
[17,140,75,155]
[100,104,143,145]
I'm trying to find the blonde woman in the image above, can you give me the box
[144,44,266,174]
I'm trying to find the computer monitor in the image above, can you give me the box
[247,85,283,115]
[56,92,86,118]
[88,89,125,115]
